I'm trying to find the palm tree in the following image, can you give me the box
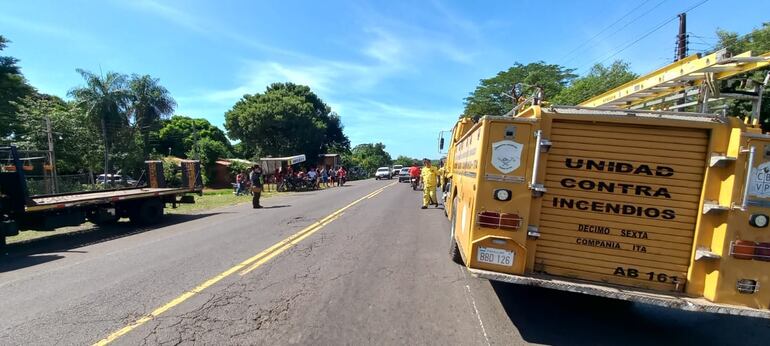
[68,69,131,183]
[128,74,176,156]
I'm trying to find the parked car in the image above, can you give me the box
[398,167,411,182]
[96,174,138,186]
[391,165,403,176]
[375,167,392,180]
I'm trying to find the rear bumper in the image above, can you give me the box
[469,268,770,319]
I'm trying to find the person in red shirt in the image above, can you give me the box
[408,162,421,178]
[336,166,347,186]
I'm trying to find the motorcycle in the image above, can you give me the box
[410,176,420,190]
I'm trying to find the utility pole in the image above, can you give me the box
[45,116,58,193]
[192,123,200,160]
[675,13,688,106]
[102,116,110,187]
[675,13,687,61]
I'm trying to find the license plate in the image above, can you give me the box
[477,247,514,266]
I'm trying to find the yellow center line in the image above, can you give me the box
[93,182,395,346]
[238,212,344,276]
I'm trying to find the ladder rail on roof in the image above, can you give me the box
[577,49,770,122]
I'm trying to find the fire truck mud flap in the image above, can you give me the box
[468,268,770,319]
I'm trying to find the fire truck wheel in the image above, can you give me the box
[449,196,463,265]
[129,198,164,225]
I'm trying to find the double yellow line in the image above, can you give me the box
[94,182,395,346]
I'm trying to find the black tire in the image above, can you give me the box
[129,198,164,225]
[87,212,119,226]
[449,196,463,265]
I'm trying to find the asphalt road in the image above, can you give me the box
[2,178,770,345]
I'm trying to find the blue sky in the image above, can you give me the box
[2,0,769,159]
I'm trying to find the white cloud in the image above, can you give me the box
[360,25,475,65]
[128,0,205,34]
[363,28,407,66]
[196,59,380,105]
[0,13,95,43]
[337,98,460,157]
[430,0,482,40]
[134,1,475,157]
[119,0,304,58]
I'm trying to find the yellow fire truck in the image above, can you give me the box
[441,49,770,317]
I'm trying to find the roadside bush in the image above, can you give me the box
[162,157,182,187]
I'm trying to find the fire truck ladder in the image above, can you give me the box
[579,49,770,122]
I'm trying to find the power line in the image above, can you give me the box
[578,0,709,72]
[559,0,653,63]
[568,0,670,66]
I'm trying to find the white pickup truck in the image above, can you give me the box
[374,167,391,180]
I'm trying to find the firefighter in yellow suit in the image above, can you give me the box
[421,158,439,209]
[437,161,446,191]
[437,161,446,203]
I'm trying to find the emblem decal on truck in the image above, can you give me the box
[491,140,522,174]
[749,161,770,198]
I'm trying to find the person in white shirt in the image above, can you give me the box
[307,167,318,187]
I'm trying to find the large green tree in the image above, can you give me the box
[551,61,638,105]
[347,143,392,176]
[128,74,176,156]
[393,155,419,167]
[0,35,34,139]
[224,83,350,160]
[715,23,770,54]
[186,137,231,184]
[463,62,576,118]
[68,69,132,179]
[714,23,770,127]
[157,115,231,158]
[14,94,102,174]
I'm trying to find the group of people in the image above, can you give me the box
[234,159,441,210]
[234,165,348,207]
[234,165,264,209]
[409,159,443,209]
[273,165,347,189]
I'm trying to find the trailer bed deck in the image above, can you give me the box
[26,187,194,212]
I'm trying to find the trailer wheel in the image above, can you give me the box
[130,198,164,225]
[449,196,463,265]
[87,211,119,226]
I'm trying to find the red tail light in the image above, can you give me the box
[477,211,522,230]
[755,242,770,262]
[731,240,756,260]
[729,241,770,261]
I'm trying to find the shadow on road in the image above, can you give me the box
[1,212,223,272]
[491,281,770,345]
[261,205,291,209]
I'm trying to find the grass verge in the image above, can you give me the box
[167,188,278,214]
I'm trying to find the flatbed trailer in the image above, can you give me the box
[0,146,203,250]
[26,187,196,212]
